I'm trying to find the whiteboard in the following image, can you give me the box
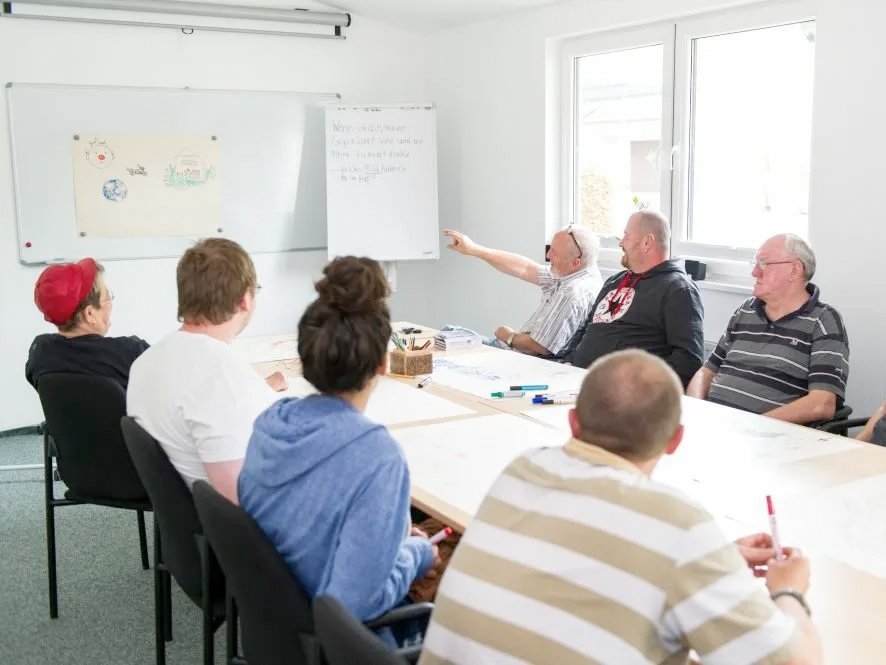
[325,105,439,261]
[7,83,338,264]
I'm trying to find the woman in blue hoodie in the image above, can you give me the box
[238,256,436,624]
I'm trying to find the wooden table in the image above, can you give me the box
[242,325,886,663]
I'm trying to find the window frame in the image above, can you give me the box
[561,0,816,281]
[561,24,676,254]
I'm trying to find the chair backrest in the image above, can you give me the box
[192,481,314,665]
[37,373,147,502]
[313,595,407,665]
[120,416,205,603]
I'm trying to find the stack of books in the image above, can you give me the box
[434,330,482,350]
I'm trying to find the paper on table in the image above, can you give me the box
[234,334,299,364]
[681,397,863,464]
[653,401,862,530]
[520,405,572,432]
[779,473,886,580]
[431,352,585,399]
[275,376,474,427]
[394,413,567,519]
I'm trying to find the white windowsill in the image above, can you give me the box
[599,260,753,297]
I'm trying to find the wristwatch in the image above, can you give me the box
[770,589,811,616]
[506,332,517,348]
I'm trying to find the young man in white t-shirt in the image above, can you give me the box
[127,238,288,504]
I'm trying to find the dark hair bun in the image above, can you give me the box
[315,256,390,314]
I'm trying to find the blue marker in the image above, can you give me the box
[511,384,548,391]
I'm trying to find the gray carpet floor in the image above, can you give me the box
[0,434,227,664]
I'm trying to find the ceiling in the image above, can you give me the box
[325,0,572,32]
[180,0,574,32]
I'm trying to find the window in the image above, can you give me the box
[562,2,816,271]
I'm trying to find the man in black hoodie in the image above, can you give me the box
[563,210,704,386]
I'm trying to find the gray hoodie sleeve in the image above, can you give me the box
[661,281,705,387]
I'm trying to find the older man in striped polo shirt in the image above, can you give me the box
[443,227,603,357]
[687,234,848,424]
[421,350,820,665]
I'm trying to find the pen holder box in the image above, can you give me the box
[390,349,433,377]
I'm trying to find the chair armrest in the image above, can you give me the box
[366,602,434,630]
[395,643,422,663]
[818,417,870,434]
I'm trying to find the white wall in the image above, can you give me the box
[0,15,429,430]
[425,0,886,417]
[807,0,886,415]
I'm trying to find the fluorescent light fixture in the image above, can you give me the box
[0,0,352,38]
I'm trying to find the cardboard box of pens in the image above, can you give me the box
[390,335,433,377]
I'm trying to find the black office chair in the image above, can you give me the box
[192,479,320,665]
[36,373,151,619]
[314,595,434,665]
[819,415,873,437]
[193,481,435,665]
[120,417,226,665]
[809,404,854,436]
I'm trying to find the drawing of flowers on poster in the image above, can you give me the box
[163,149,216,189]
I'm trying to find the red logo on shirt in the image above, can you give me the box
[592,286,636,324]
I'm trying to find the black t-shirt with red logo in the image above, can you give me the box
[563,259,704,387]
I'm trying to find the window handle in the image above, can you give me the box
[669,144,679,171]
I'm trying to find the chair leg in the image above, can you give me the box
[197,535,214,665]
[226,591,239,665]
[153,521,168,665]
[164,571,173,641]
[44,431,59,619]
[137,510,149,570]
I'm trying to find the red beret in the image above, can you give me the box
[34,258,98,326]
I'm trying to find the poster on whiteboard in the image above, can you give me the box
[71,133,220,238]
[325,105,439,261]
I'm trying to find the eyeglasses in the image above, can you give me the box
[254,284,263,295]
[100,291,115,304]
[567,226,583,259]
[750,257,797,271]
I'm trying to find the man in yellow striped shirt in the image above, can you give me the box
[420,349,820,665]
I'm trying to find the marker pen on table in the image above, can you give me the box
[510,384,548,391]
[766,495,786,561]
[429,527,453,545]
[417,376,432,389]
[533,397,575,405]
[491,390,525,398]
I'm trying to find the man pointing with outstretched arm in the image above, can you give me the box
[444,227,603,358]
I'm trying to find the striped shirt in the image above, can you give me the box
[705,284,849,415]
[521,266,603,356]
[420,440,797,665]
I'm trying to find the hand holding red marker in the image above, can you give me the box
[428,526,453,545]
[766,495,786,561]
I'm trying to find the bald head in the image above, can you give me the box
[573,349,683,461]
[629,210,670,253]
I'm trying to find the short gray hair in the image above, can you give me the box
[632,210,671,252]
[784,234,816,281]
[566,225,600,269]
[574,349,683,461]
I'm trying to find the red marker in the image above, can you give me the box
[428,527,452,545]
[766,495,785,561]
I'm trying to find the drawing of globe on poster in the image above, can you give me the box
[102,178,128,202]
[164,149,216,189]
